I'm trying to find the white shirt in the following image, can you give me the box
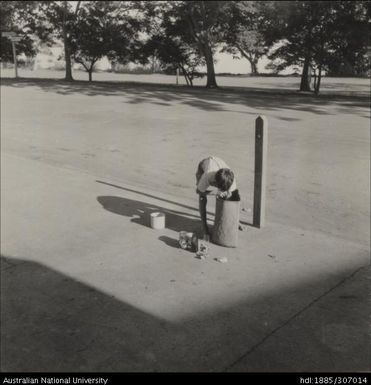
[197,156,237,193]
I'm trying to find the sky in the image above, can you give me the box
[208,49,297,75]
[213,52,271,74]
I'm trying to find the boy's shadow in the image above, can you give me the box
[97,196,204,236]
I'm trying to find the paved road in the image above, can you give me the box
[1,79,370,245]
[1,153,369,372]
[1,80,370,371]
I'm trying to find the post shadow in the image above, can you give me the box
[97,195,202,235]
[96,180,253,228]
[96,180,203,215]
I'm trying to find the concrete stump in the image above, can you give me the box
[212,197,240,248]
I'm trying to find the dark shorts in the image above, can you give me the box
[227,189,241,201]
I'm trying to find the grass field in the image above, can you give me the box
[1,72,370,244]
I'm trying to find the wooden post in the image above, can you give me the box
[253,116,268,228]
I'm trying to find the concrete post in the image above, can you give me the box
[212,197,240,247]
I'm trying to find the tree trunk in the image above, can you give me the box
[183,71,193,87]
[250,59,258,76]
[312,70,317,92]
[186,10,217,88]
[300,55,311,91]
[180,66,189,86]
[63,1,73,81]
[315,41,325,95]
[204,45,217,88]
[236,46,259,76]
[314,65,322,95]
[88,70,93,82]
[64,43,73,81]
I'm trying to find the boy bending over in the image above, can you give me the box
[195,156,241,239]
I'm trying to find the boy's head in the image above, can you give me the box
[215,168,234,192]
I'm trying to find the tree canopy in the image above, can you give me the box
[1,0,369,92]
[265,1,370,92]
[69,1,139,81]
[0,1,38,62]
[221,1,272,75]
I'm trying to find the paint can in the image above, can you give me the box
[179,231,197,251]
[179,231,189,249]
[150,212,165,230]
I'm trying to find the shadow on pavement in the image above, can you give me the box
[97,195,201,234]
[95,180,253,228]
[1,78,369,118]
[0,255,179,372]
[158,235,185,250]
[1,255,368,372]
[96,180,201,215]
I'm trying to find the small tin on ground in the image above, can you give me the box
[150,212,165,229]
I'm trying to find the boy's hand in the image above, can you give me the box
[217,191,232,200]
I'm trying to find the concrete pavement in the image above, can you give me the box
[1,152,369,372]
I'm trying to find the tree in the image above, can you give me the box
[136,2,205,86]
[221,1,271,75]
[266,1,370,93]
[139,1,232,88]
[181,1,225,88]
[27,1,140,82]
[143,35,205,86]
[320,1,370,77]
[24,1,82,81]
[0,1,38,63]
[69,1,139,82]
[222,30,268,75]
[265,1,320,91]
[62,0,77,81]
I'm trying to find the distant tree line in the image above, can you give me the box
[0,1,369,93]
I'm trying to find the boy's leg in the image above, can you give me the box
[196,159,211,239]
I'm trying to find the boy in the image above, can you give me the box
[195,156,240,239]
